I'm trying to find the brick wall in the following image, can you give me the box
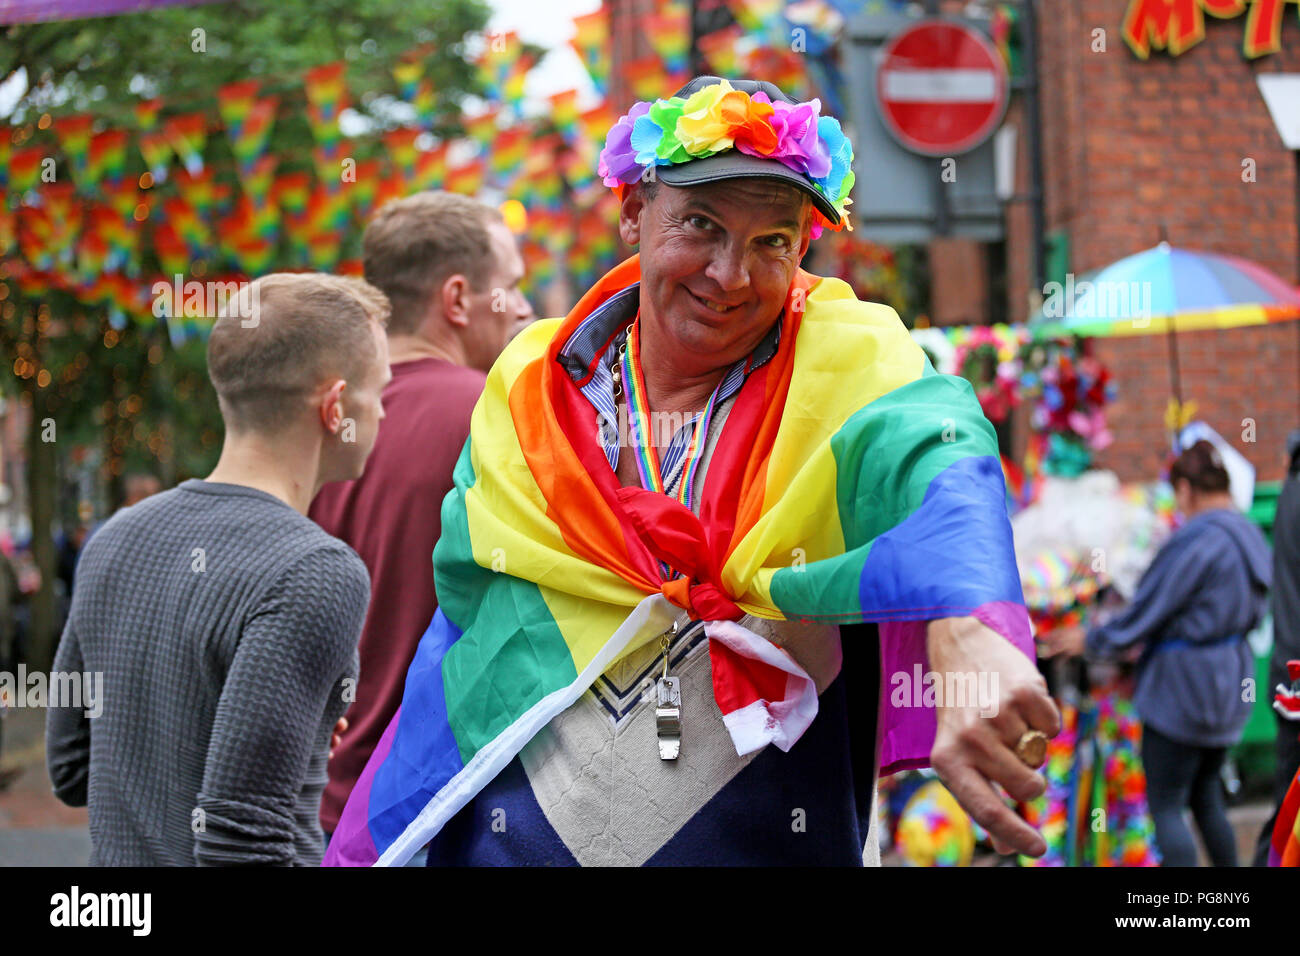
[1026,0,1300,483]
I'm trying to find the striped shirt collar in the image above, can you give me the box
[555,281,782,492]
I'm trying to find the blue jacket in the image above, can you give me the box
[1086,508,1272,747]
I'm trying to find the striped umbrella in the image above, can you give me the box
[1030,242,1300,441]
[1031,242,1300,338]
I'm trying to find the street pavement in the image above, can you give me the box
[0,705,90,866]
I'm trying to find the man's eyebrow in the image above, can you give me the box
[681,199,803,232]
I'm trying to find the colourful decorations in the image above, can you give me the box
[597,78,854,235]
[1020,690,1160,867]
[914,324,1117,487]
[216,80,279,197]
[570,8,611,96]
[895,778,976,867]
[392,53,438,130]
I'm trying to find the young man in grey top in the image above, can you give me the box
[46,273,392,865]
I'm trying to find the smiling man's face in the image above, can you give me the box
[619,178,812,375]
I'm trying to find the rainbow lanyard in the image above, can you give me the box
[619,319,723,512]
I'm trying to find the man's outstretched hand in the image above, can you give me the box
[926,616,1061,858]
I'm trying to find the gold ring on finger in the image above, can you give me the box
[1014,730,1049,768]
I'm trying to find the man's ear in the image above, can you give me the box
[442,274,471,328]
[319,380,347,433]
[619,186,647,247]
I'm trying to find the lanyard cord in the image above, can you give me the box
[618,319,724,511]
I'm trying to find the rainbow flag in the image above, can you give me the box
[1271,765,1300,866]
[324,255,1033,866]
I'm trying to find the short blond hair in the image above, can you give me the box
[206,273,390,434]
[362,191,503,335]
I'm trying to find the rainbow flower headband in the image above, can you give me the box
[597,79,855,238]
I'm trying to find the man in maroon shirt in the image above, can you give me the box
[311,192,532,846]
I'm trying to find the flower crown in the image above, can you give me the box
[596,79,855,238]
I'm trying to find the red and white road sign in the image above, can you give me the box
[875,19,1009,157]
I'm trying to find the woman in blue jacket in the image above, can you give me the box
[1044,440,1272,866]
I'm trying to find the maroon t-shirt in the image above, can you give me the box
[310,357,485,832]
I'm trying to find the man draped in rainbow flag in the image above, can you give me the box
[325,77,1061,867]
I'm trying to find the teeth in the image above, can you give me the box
[699,296,733,312]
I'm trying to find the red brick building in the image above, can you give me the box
[1020,0,1300,483]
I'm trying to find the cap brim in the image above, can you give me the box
[656,153,840,226]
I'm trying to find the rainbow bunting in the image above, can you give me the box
[728,0,785,34]
[413,144,449,192]
[548,89,580,139]
[392,58,438,130]
[313,143,348,191]
[237,154,278,207]
[488,125,530,181]
[645,6,690,74]
[345,158,383,223]
[160,195,211,258]
[475,29,519,102]
[443,158,485,196]
[164,113,207,174]
[137,129,174,180]
[501,51,537,112]
[382,127,422,182]
[272,171,313,217]
[135,98,172,179]
[463,108,500,150]
[303,61,349,150]
[744,45,808,98]
[570,8,611,96]
[87,130,129,188]
[371,171,408,217]
[323,256,1033,866]
[171,166,221,218]
[54,114,95,194]
[217,80,279,193]
[698,25,746,76]
[7,147,45,197]
[623,56,671,103]
[0,207,13,255]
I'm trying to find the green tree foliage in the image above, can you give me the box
[1,0,492,666]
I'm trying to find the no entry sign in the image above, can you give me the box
[875,19,1009,157]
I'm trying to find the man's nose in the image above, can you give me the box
[705,244,750,292]
[515,291,534,321]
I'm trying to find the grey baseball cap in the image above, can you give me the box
[654,75,841,226]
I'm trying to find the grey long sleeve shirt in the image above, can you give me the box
[1086,507,1272,747]
[46,480,367,865]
